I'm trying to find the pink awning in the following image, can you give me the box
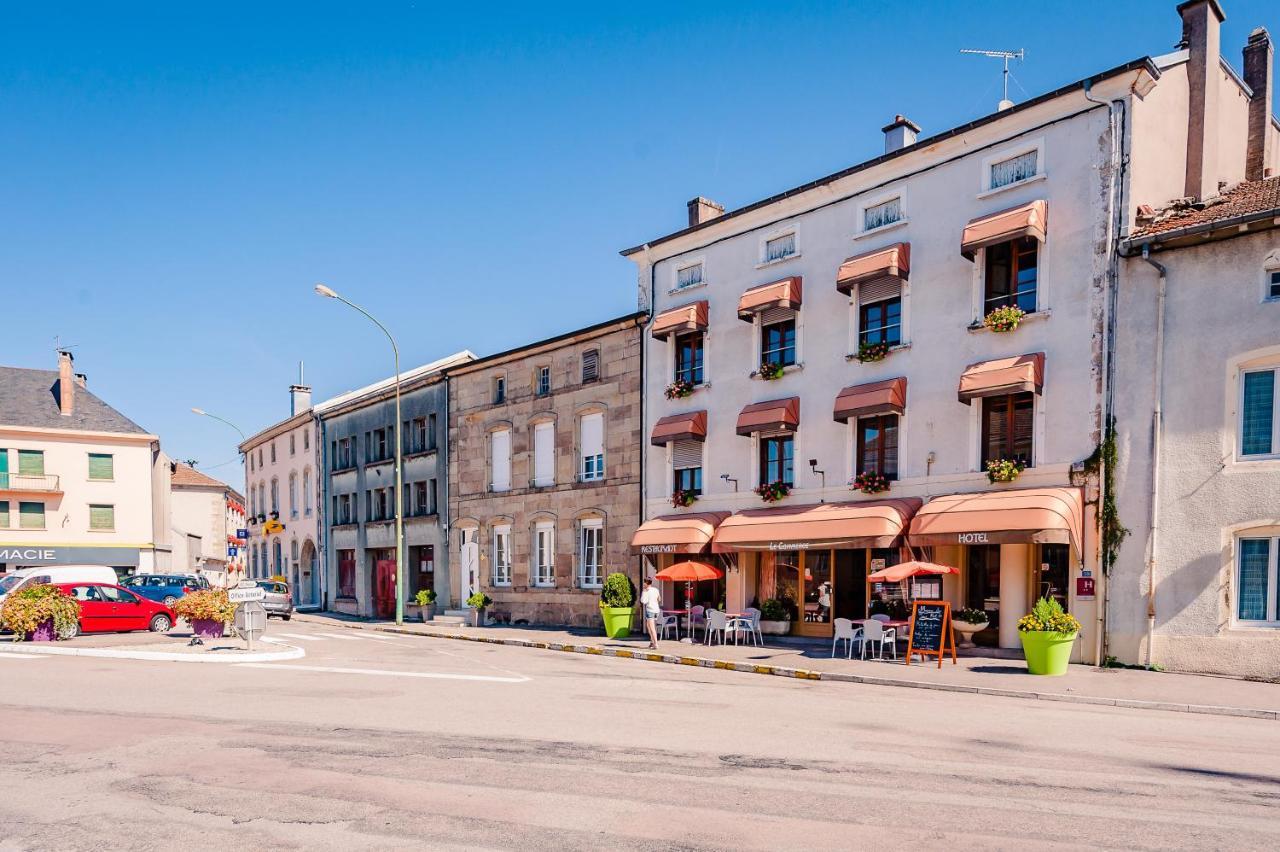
[836,243,910,295]
[833,378,907,422]
[651,300,709,341]
[736,397,800,436]
[961,199,1048,260]
[957,352,1044,404]
[631,512,730,555]
[908,487,1084,554]
[712,498,922,552]
[737,277,802,321]
[651,411,707,446]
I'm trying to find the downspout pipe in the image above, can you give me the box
[1141,243,1167,670]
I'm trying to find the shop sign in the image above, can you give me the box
[639,544,679,554]
[1076,577,1096,599]
[870,558,886,572]
[0,546,141,567]
[956,532,990,544]
[768,541,811,551]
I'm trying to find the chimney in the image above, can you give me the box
[1244,27,1274,181]
[289,384,312,416]
[75,373,87,388]
[57,350,75,416]
[881,115,921,154]
[1179,0,1225,200]
[686,196,724,227]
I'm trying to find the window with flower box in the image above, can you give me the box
[761,310,797,369]
[858,277,902,347]
[856,414,898,480]
[672,440,702,496]
[981,393,1034,467]
[675,331,704,385]
[984,237,1038,314]
[759,433,795,486]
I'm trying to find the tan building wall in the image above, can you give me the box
[449,314,645,627]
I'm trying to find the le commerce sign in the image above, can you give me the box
[0,546,141,567]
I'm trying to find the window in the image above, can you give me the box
[413,481,428,516]
[270,442,276,463]
[677,262,704,289]
[427,414,437,450]
[0,501,8,527]
[493,525,512,586]
[249,454,255,473]
[981,392,1035,467]
[984,237,1038,314]
[1237,537,1280,624]
[337,494,353,525]
[303,429,309,451]
[765,233,796,263]
[17,450,44,476]
[863,197,902,232]
[493,375,506,404]
[303,469,312,516]
[856,415,899,480]
[375,489,389,521]
[1241,369,1277,457]
[672,440,702,495]
[372,429,389,462]
[858,285,902,347]
[581,349,599,383]
[270,480,279,513]
[19,501,44,530]
[411,418,428,452]
[990,149,1039,189]
[532,421,554,487]
[536,365,551,396]
[533,522,555,587]
[1269,270,1280,300]
[675,332,704,385]
[761,313,797,368]
[579,520,604,588]
[490,429,512,492]
[257,448,263,468]
[580,412,604,482]
[288,474,298,518]
[338,550,356,598]
[88,453,114,481]
[334,437,354,470]
[289,434,296,456]
[759,434,795,486]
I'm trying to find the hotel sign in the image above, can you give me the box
[956,532,990,544]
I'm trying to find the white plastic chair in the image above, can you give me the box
[726,612,756,647]
[741,607,764,646]
[862,619,897,660]
[870,613,892,623]
[832,618,862,659]
[704,609,729,646]
[657,614,679,640]
[687,605,706,641]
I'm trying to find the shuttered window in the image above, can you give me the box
[19,501,45,529]
[0,501,8,527]
[89,504,115,530]
[581,349,599,383]
[490,429,511,492]
[17,450,44,476]
[981,393,1035,467]
[1242,369,1276,457]
[673,440,702,495]
[88,453,114,481]
[580,413,604,481]
[533,422,554,487]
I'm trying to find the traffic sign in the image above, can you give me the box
[228,586,266,603]
[227,546,238,557]
[236,528,248,540]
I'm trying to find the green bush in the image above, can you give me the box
[466,592,492,609]
[0,584,80,639]
[599,573,634,608]
[760,598,790,621]
[414,589,437,606]
[1018,597,1082,634]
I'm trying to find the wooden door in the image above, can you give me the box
[374,560,397,619]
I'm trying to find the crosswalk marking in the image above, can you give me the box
[315,633,364,641]
[234,662,529,683]
[271,633,325,642]
[0,652,46,660]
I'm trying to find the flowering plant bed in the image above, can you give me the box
[173,589,236,624]
[755,480,791,503]
[983,304,1025,333]
[986,458,1026,483]
[855,341,891,363]
[664,378,695,400]
[851,471,890,494]
[0,584,80,641]
[757,361,785,381]
[671,488,698,508]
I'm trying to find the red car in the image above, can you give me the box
[52,582,175,638]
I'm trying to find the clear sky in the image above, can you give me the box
[1,0,1275,489]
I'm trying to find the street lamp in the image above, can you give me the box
[314,283,406,626]
[191,407,248,582]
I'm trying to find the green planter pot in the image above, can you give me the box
[599,604,634,639]
[1019,630,1078,676]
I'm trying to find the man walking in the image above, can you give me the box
[640,577,661,649]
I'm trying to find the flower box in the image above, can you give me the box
[851,471,890,494]
[754,480,791,503]
[983,305,1025,333]
[855,341,891,363]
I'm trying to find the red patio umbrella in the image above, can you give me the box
[654,561,725,611]
[867,560,959,583]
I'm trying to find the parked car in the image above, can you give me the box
[253,579,293,620]
[52,583,175,638]
[121,573,208,607]
[0,565,119,604]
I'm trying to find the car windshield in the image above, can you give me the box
[0,575,24,595]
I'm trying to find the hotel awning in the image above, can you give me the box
[651,300,709,341]
[712,498,922,553]
[961,199,1048,260]
[908,487,1084,554]
[957,352,1044,404]
[736,397,800,436]
[836,243,910,295]
[631,512,730,555]
[833,377,907,422]
[651,411,707,446]
[737,276,803,321]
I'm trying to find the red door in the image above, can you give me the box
[67,585,111,632]
[112,587,150,630]
[374,560,397,619]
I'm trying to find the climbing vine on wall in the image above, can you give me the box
[1072,419,1129,575]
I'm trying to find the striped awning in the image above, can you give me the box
[836,243,910,295]
[961,199,1048,260]
[736,397,800,436]
[737,277,802,321]
[651,300,709,341]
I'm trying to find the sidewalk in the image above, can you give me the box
[3,626,305,663]
[296,612,1280,720]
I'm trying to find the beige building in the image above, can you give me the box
[168,461,246,586]
[448,313,645,626]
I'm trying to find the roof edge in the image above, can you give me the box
[443,311,648,375]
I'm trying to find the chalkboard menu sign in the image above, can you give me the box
[906,600,957,668]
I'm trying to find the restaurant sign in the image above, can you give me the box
[768,541,812,551]
[639,544,680,554]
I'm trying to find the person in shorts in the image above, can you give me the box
[640,577,662,649]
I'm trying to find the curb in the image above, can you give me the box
[293,615,1278,721]
[2,641,306,664]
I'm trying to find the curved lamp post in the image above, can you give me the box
[315,283,405,625]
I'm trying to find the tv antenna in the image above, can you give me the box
[53,335,79,353]
[960,48,1025,110]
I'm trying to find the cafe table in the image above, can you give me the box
[661,608,690,641]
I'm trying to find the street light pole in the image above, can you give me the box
[191,407,248,583]
[315,284,405,626]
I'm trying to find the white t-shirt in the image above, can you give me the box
[640,586,661,615]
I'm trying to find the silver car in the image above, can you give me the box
[253,580,293,620]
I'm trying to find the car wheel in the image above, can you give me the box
[149,614,173,633]
[163,595,177,607]
[282,614,291,621]
[57,622,80,640]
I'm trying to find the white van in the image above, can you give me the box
[0,565,120,602]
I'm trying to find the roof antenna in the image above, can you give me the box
[53,335,79,353]
[960,48,1025,111]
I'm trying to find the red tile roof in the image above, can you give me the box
[1131,176,1280,239]
[171,462,230,490]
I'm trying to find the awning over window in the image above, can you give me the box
[961,199,1048,260]
[836,243,910,295]
[712,498,922,553]
[958,352,1044,404]
[651,411,708,446]
[736,397,800,436]
[737,276,802,322]
[651,300,709,341]
[908,487,1083,554]
[833,377,907,423]
[631,512,730,555]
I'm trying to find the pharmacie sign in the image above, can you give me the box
[0,545,141,566]
[0,548,55,562]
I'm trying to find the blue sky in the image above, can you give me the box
[1,0,1275,488]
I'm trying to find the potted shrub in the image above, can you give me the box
[1017,597,1081,676]
[953,607,989,648]
[983,304,1025,333]
[758,361,785,381]
[851,471,890,495]
[671,488,698,508]
[598,572,635,639]
[664,378,695,400]
[415,589,437,622]
[173,589,236,639]
[986,458,1026,484]
[755,480,791,503]
[0,584,80,642]
[855,340,891,363]
[758,598,792,635]
[466,591,492,627]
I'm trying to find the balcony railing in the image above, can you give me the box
[0,473,62,494]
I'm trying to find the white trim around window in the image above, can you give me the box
[492,524,512,586]
[1262,251,1280,302]
[533,521,556,587]
[854,188,908,239]
[1232,531,1280,627]
[1237,364,1280,461]
[671,256,707,294]
[578,518,604,589]
[756,225,800,268]
[978,137,1046,197]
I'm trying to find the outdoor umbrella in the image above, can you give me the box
[654,561,725,615]
[867,560,959,583]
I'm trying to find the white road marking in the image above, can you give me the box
[271,633,326,642]
[314,632,364,641]
[0,652,46,660]
[233,662,529,682]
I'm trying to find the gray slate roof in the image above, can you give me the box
[0,366,150,435]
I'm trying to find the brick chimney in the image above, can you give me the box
[686,197,724,227]
[57,350,75,416]
[290,384,312,416]
[882,115,921,154]
[1179,0,1225,200]
[1244,28,1274,181]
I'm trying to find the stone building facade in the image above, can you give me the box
[448,313,645,626]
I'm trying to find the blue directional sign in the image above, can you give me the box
[227,546,239,557]
[236,529,248,540]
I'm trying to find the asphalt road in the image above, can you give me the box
[2,619,1278,851]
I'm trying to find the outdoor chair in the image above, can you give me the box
[704,609,730,646]
[740,607,764,646]
[726,612,756,647]
[870,613,892,623]
[657,614,679,641]
[687,605,706,641]
[832,618,862,659]
[862,619,897,660]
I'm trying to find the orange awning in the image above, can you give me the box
[736,397,800,436]
[651,300,709,341]
[631,512,730,555]
[958,352,1044,404]
[651,411,707,446]
[836,243,910,295]
[908,487,1083,553]
[961,199,1048,260]
[737,276,802,321]
[833,378,907,422]
[712,498,922,553]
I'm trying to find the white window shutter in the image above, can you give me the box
[672,440,702,469]
[491,430,511,491]
[581,413,604,459]
[533,422,554,486]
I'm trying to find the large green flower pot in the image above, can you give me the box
[1019,630,1078,676]
[600,604,634,639]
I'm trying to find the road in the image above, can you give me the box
[1,618,1277,850]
